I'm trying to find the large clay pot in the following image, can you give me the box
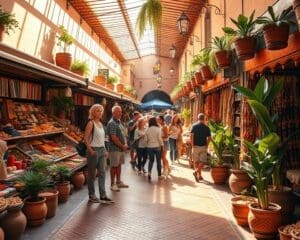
[71,69,84,76]
[71,171,85,189]
[0,204,26,240]
[55,52,72,70]
[22,197,47,227]
[228,169,252,194]
[56,181,71,203]
[200,65,213,80]
[106,83,114,91]
[38,190,59,218]
[215,50,232,68]
[116,83,124,93]
[268,186,295,224]
[234,37,256,61]
[293,0,300,31]
[210,165,229,185]
[94,75,106,85]
[231,196,256,226]
[186,81,193,91]
[262,23,290,50]
[194,71,204,85]
[248,202,282,239]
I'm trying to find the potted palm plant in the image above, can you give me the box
[136,0,162,38]
[52,165,71,203]
[233,76,297,224]
[223,11,257,60]
[106,76,118,91]
[211,35,234,68]
[256,6,294,50]
[0,5,19,41]
[71,59,90,77]
[55,25,74,70]
[31,159,59,219]
[208,120,229,184]
[18,171,50,226]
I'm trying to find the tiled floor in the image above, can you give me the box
[23,154,299,240]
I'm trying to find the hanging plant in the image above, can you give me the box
[136,0,162,39]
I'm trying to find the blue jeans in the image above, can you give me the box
[136,147,148,171]
[147,147,162,176]
[169,138,178,162]
[87,147,106,198]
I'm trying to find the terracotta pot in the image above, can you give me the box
[186,81,193,90]
[191,77,197,88]
[200,65,213,80]
[23,197,47,227]
[94,76,106,85]
[55,52,72,70]
[231,196,256,226]
[228,169,252,194]
[268,186,295,224]
[194,71,204,85]
[234,37,256,61]
[106,83,114,91]
[116,83,124,93]
[291,229,300,240]
[71,69,84,76]
[210,165,229,184]
[293,0,300,31]
[0,204,26,240]
[38,190,58,218]
[71,171,85,189]
[215,50,232,68]
[248,202,282,239]
[278,226,292,240]
[262,23,290,50]
[56,181,71,203]
[0,25,4,42]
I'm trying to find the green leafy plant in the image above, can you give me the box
[31,159,51,175]
[18,171,51,202]
[191,48,217,73]
[256,6,294,27]
[56,25,74,52]
[0,5,19,35]
[71,59,90,76]
[223,11,257,38]
[242,133,280,209]
[52,165,71,183]
[210,35,234,51]
[124,84,134,93]
[50,95,74,115]
[136,0,162,39]
[181,108,191,121]
[107,76,118,84]
[208,120,227,166]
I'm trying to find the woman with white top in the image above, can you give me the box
[84,104,113,204]
[134,118,147,174]
[157,115,170,176]
[169,114,181,163]
[145,117,163,181]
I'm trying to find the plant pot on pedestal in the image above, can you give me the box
[262,23,290,50]
[55,52,72,70]
[23,197,48,227]
[0,203,26,240]
[228,169,252,194]
[248,202,282,239]
[38,190,58,218]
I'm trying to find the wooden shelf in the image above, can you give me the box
[2,130,64,141]
[53,152,78,163]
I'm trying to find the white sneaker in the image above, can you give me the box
[111,184,120,192]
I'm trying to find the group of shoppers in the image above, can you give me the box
[83,103,211,204]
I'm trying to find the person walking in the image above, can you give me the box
[157,115,170,176]
[106,105,129,191]
[190,113,211,182]
[168,114,181,164]
[145,117,163,181]
[134,118,148,174]
[84,104,113,204]
[128,111,141,170]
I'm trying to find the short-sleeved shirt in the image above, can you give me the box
[164,114,172,125]
[128,119,136,141]
[190,122,211,147]
[107,118,126,152]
